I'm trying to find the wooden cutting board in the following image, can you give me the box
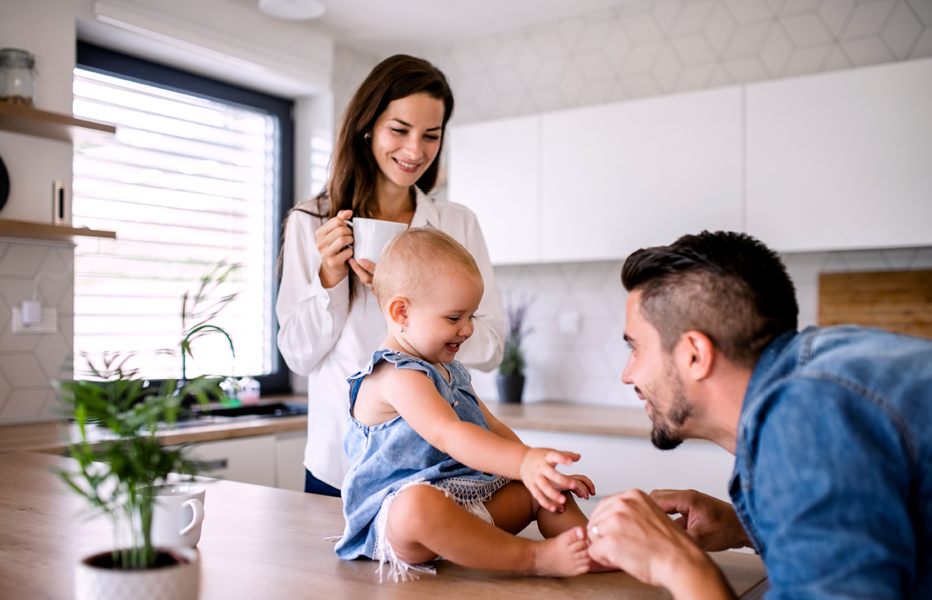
[819,270,932,340]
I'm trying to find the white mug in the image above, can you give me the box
[150,484,206,549]
[351,218,408,264]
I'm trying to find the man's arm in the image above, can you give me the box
[587,489,736,600]
[744,378,916,599]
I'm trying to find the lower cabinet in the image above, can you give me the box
[513,428,736,516]
[185,435,277,487]
[274,431,309,492]
[182,431,309,491]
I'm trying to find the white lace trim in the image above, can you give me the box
[371,476,510,583]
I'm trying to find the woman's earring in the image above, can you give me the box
[400,323,406,333]
[364,132,371,140]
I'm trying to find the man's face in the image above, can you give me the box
[621,290,693,450]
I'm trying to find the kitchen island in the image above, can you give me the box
[0,452,767,599]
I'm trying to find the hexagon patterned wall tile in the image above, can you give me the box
[0,240,74,424]
[393,0,932,125]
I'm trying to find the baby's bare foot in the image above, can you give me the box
[531,526,590,577]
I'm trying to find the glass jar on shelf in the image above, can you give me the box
[0,48,37,107]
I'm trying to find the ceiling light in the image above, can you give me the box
[258,0,326,20]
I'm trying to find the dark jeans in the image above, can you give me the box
[304,469,341,497]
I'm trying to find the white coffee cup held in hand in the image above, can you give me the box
[150,484,206,549]
[349,218,408,264]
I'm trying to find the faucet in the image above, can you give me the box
[181,324,235,382]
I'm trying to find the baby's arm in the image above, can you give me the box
[384,368,576,512]
[476,392,596,501]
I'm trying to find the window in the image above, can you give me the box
[72,43,292,393]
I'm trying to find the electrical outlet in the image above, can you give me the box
[12,306,58,334]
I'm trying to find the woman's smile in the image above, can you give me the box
[393,157,422,173]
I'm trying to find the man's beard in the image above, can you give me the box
[649,362,693,451]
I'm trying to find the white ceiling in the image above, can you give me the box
[230,0,641,56]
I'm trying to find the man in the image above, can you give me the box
[586,231,931,599]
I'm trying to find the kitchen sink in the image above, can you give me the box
[165,402,308,429]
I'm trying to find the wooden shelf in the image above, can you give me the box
[0,218,116,242]
[0,103,116,144]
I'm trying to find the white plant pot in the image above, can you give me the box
[75,547,199,600]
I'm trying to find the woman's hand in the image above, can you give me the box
[518,447,579,512]
[348,257,376,291]
[316,210,354,289]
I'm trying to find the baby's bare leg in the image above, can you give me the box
[482,480,588,538]
[484,482,616,573]
[385,484,589,577]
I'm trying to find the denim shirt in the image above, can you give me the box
[731,326,932,599]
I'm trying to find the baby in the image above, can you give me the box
[334,227,599,581]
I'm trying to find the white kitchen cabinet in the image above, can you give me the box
[275,431,308,492]
[185,435,277,487]
[746,57,932,253]
[515,429,736,507]
[448,115,540,265]
[540,87,744,263]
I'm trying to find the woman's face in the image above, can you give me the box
[369,93,445,192]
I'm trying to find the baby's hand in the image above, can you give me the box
[518,447,580,512]
[563,474,596,500]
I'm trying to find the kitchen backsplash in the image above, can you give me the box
[0,239,74,424]
[467,246,932,406]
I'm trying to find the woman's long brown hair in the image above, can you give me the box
[285,54,455,306]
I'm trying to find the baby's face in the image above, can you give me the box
[401,266,483,365]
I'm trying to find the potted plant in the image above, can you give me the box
[496,294,534,403]
[55,353,221,600]
[54,262,238,600]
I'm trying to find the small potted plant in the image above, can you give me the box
[55,262,238,600]
[497,294,534,403]
[56,353,221,600]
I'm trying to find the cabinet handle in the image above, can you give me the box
[201,458,228,471]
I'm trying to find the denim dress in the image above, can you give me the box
[334,349,508,581]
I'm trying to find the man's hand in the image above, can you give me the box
[518,448,579,512]
[649,489,752,552]
[586,489,735,599]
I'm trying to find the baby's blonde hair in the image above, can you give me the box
[372,227,481,306]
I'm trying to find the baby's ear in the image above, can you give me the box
[387,296,409,326]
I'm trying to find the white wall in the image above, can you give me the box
[372,0,932,404]
[0,0,341,423]
[469,247,932,406]
[410,0,932,126]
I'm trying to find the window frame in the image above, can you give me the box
[75,41,293,395]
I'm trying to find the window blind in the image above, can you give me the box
[72,68,276,380]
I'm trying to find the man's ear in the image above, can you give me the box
[675,331,715,381]
[388,297,409,327]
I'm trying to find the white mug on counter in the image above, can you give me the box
[350,218,408,264]
[150,484,206,549]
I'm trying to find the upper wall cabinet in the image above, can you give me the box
[448,115,540,265]
[746,57,932,253]
[540,87,743,263]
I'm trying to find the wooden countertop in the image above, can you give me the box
[0,395,309,454]
[0,452,767,599]
[0,399,655,455]
[488,401,654,439]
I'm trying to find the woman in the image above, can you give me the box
[276,55,505,496]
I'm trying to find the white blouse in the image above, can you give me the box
[276,189,505,489]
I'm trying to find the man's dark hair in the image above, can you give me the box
[621,231,798,368]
